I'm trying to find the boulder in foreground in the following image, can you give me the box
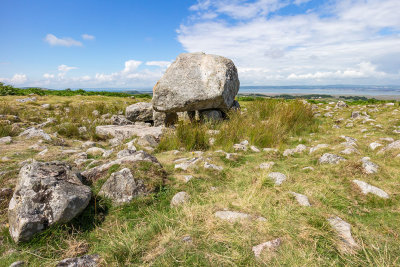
[152,52,240,113]
[8,161,91,243]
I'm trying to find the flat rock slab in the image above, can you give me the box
[361,157,379,174]
[352,180,389,198]
[319,153,346,164]
[252,238,282,258]
[8,161,91,243]
[214,210,251,222]
[56,254,100,267]
[95,125,163,140]
[327,216,359,253]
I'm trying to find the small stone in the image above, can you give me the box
[214,210,250,222]
[259,162,275,170]
[0,136,12,144]
[56,254,100,267]
[9,261,25,267]
[117,149,137,159]
[340,147,359,155]
[302,166,314,171]
[182,235,192,243]
[309,144,329,154]
[204,162,223,171]
[86,147,106,156]
[352,180,389,198]
[92,110,100,116]
[171,191,190,206]
[78,126,87,134]
[335,101,348,108]
[252,238,282,258]
[233,143,247,151]
[369,142,382,151]
[41,103,50,109]
[327,216,359,253]
[290,192,311,206]
[267,172,287,185]
[319,153,346,164]
[250,145,260,152]
[361,157,378,174]
[283,149,295,157]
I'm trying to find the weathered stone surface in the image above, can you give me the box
[335,101,348,108]
[379,140,400,153]
[99,168,147,205]
[361,157,378,174]
[9,261,25,267]
[327,216,359,253]
[81,151,160,182]
[290,192,311,206]
[137,134,158,148]
[95,125,163,140]
[117,149,137,159]
[19,127,51,141]
[199,109,224,121]
[8,161,91,243]
[214,210,250,222]
[340,147,359,155]
[152,52,239,113]
[250,145,260,152]
[369,142,382,150]
[111,115,132,125]
[252,238,281,258]
[170,191,190,206]
[319,153,346,164]
[309,144,329,154]
[174,157,202,171]
[352,180,389,198]
[0,136,12,144]
[86,147,105,157]
[56,254,100,267]
[267,172,286,185]
[153,111,178,127]
[204,162,223,171]
[126,102,153,122]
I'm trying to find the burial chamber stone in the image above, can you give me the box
[152,52,240,113]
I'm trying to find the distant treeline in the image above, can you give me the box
[0,82,152,98]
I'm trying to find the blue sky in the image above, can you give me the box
[1,0,400,88]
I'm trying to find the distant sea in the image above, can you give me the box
[81,85,400,96]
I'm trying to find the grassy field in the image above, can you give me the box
[0,94,399,266]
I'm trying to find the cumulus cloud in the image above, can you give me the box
[43,73,54,79]
[122,60,142,73]
[82,34,95,40]
[58,64,78,72]
[44,34,82,47]
[179,0,400,85]
[0,73,27,85]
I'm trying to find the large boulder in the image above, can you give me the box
[8,161,91,243]
[95,124,163,141]
[152,52,240,113]
[125,102,153,122]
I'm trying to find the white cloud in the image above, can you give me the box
[122,60,142,73]
[179,0,400,85]
[58,64,78,72]
[145,61,172,68]
[82,34,95,40]
[44,34,82,47]
[293,0,311,5]
[43,73,54,79]
[0,73,27,85]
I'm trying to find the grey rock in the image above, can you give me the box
[182,235,192,243]
[340,147,359,155]
[267,172,287,185]
[214,210,250,222]
[92,110,100,116]
[153,111,178,127]
[111,115,132,125]
[327,216,359,253]
[309,144,329,154]
[137,134,158,148]
[204,162,223,171]
[361,157,378,174]
[96,125,163,141]
[8,161,91,242]
[379,140,400,153]
[290,192,311,206]
[19,127,51,141]
[16,97,36,103]
[230,100,240,110]
[369,142,382,150]
[335,101,348,108]
[86,147,105,156]
[351,111,361,118]
[152,52,239,113]
[199,109,224,121]
[352,180,389,199]
[125,102,153,122]
[174,157,202,171]
[9,261,25,267]
[56,254,100,267]
[319,153,346,164]
[252,238,281,258]
[170,191,190,206]
[99,168,147,205]
[41,103,50,109]
[233,143,247,151]
[117,149,137,159]
[0,136,12,144]
[82,141,96,149]
[78,126,87,135]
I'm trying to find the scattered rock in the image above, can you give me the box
[111,115,132,125]
[92,110,100,117]
[99,168,147,205]
[379,140,400,153]
[8,161,91,242]
[214,210,250,222]
[182,235,193,243]
[116,149,137,159]
[86,147,106,157]
[327,216,359,253]
[369,142,382,151]
[319,153,346,164]
[199,109,224,121]
[56,254,100,267]
[170,191,190,206]
[290,192,311,206]
[340,147,359,155]
[252,238,281,258]
[335,101,348,108]
[250,145,260,152]
[309,144,329,154]
[16,97,36,103]
[9,261,25,267]
[137,134,158,148]
[19,127,51,141]
[204,162,223,171]
[175,157,202,171]
[126,102,153,122]
[152,52,239,113]
[0,136,12,144]
[361,157,378,174]
[41,103,50,109]
[267,172,286,185]
[352,180,389,199]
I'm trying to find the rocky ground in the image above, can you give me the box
[0,95,400,266]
